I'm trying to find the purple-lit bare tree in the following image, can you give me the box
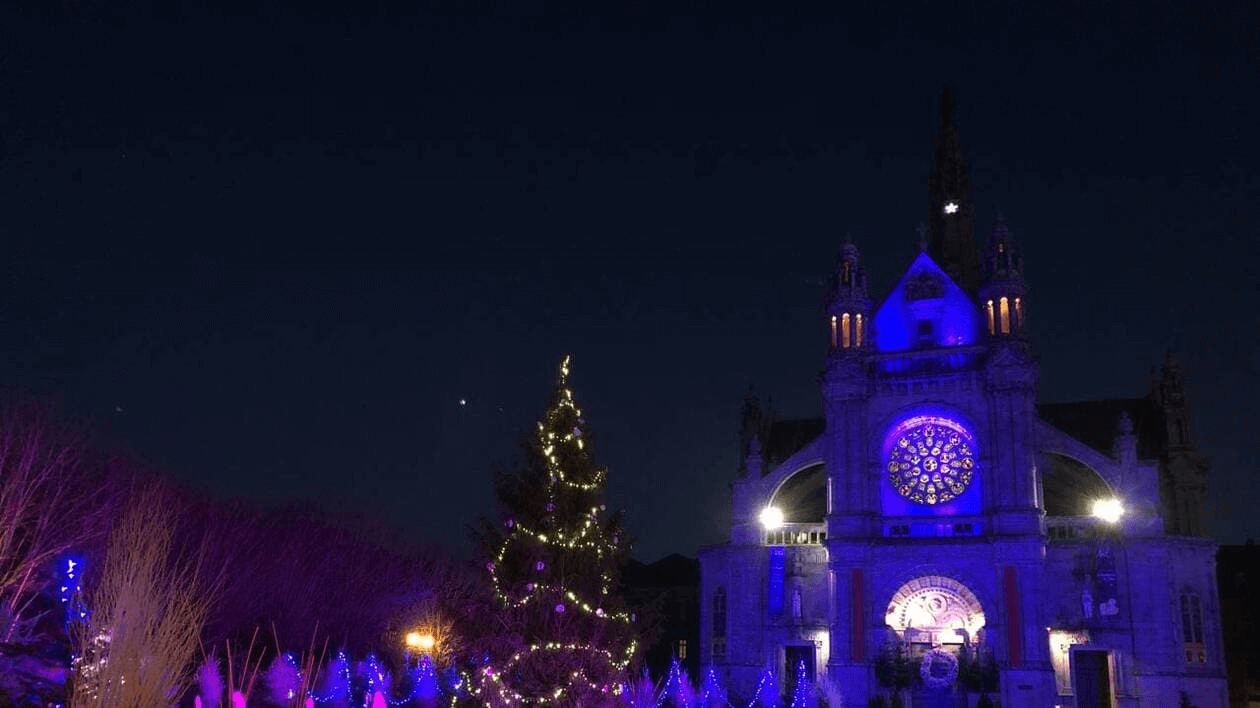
[0,408,113,643]
[70,484,220,708]
[0,406,117,702]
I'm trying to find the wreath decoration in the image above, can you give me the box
[920,648,959,689]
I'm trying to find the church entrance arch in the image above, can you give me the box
[884,576,986,652]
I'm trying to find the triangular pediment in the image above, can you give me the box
[872,252,982,352]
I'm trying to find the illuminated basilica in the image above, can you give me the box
[698,91,1228,707]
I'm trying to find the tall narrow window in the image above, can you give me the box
[712,587,727,660]
[856,313,864,347]
[830,315,838,348]
[1014,297,1024,332]
[986,300,995,335]
[1181,593,1206,663]
[999,297,1010,335]
[841,313,851,348]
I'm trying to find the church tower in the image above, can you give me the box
[826,237,873,354]
[1154,351,1210,535]
[978,215,1027,339]
[927,87,981,293]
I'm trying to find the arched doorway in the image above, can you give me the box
[885,576,985,653]
[884,576,987,705]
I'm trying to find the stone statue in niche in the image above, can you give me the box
[792,589,802,619]
[1082,585,1094,620]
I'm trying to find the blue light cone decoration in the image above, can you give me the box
[311,651,351,705]
[789,660,810,708]
[699,667,726,708]
[412,654,440,704]
[668,658,695,708]
[749,668,777,708]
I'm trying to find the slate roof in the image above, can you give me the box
[1036,397,1168,461]
[762,417,825,468]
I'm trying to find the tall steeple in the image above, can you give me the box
[927,86,981,293]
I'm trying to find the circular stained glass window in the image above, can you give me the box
[886,417,976,505]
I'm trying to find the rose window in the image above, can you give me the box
[886,417,976,505]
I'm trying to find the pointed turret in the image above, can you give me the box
[1153,350,1209,535]
[927,86,981,293]
[827,235,872,352]
[978,214,1027,338]
[1157,351,1191,447]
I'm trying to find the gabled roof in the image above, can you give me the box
[872,251,983,352]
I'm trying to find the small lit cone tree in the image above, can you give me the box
[477,356,637,706]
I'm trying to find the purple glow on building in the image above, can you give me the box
[873,252,981,352]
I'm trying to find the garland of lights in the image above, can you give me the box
[481,356,637,705]
[919,648,959,689]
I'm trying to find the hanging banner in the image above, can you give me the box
[769,547,786,616]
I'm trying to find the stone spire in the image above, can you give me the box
[927,86,981,293]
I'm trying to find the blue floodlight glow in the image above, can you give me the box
[873,252,981,352]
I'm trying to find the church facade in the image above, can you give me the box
[698,92,1228,708]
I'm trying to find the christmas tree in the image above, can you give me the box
[477,356,637,706]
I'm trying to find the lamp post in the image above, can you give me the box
[760,505,784,532]
[1091,498,1124,525]
[405,631,436,668]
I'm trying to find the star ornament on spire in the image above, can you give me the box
[944,201,959,214]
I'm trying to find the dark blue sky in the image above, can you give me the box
[1,0,1256,561]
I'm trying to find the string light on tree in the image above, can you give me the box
[478,355,638,705]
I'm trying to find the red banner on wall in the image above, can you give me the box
[1004,566,1022,667]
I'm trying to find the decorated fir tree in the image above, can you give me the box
[477,356,637,706]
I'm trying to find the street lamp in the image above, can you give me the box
[1091,498,1124,524]
[406,631,435,652]
[759,505,784,530]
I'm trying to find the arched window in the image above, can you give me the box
[999,297,1010,335]
[841,313,851,348]
[830,315,838,348]
[1180,592,1206,663]
[1014,297,1024,333]
[712,587,727,660]
[985,300,995,335]
[856,313,864,347]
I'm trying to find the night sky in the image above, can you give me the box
[1,0,1256,562]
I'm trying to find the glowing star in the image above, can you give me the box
[459,398,467,406]
[944,201,959,214]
